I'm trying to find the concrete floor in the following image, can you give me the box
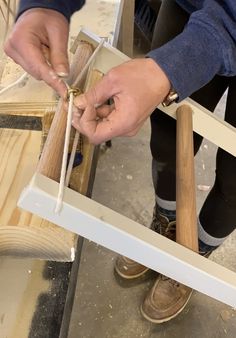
[68,94,236,337]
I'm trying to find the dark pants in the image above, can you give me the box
[150,0,236,238]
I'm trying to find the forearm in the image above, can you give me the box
[17,0,85,21]
[148,0,236,101]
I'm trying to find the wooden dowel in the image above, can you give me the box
[36,41,94,181]
[176,105,198,252]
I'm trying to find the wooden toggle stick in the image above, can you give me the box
[176,104,198,252]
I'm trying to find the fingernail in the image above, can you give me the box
[56,65,69,78]
[57,71,69,78]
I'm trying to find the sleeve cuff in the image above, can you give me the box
[147,24,221,101]
[17,0,85,21]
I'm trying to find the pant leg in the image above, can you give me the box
[199,77,236,240]
[150,0,228,202]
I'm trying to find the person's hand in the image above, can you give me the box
[72,58,171,144]
[4,8,69,97]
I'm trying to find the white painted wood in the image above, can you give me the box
[117,0,135,56]
[111,0,124,47]
[159,98,236,156]
[76,28,129,73]
[18,173,236,308]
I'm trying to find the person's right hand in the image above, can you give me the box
[72,58,171,144]
[4,8,69,97]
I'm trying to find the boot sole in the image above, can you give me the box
[140,289,193,324]
[114,266,150,280]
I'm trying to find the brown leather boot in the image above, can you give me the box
[141,275,192,323]
[114,210,176,279]
[114,255,149,279]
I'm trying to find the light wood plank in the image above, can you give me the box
[0,102,57,117]
[0,129,76,260]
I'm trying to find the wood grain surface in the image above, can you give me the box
[0,128,76,260]
[37,41,94,181]
[176,105,198,252]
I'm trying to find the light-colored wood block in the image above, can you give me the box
[0,101,57,117]
[0,128,76,260]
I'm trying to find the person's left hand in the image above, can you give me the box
[72,58,171,144]
[4,8,69,97]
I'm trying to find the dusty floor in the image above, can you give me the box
[67,93,236,338]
